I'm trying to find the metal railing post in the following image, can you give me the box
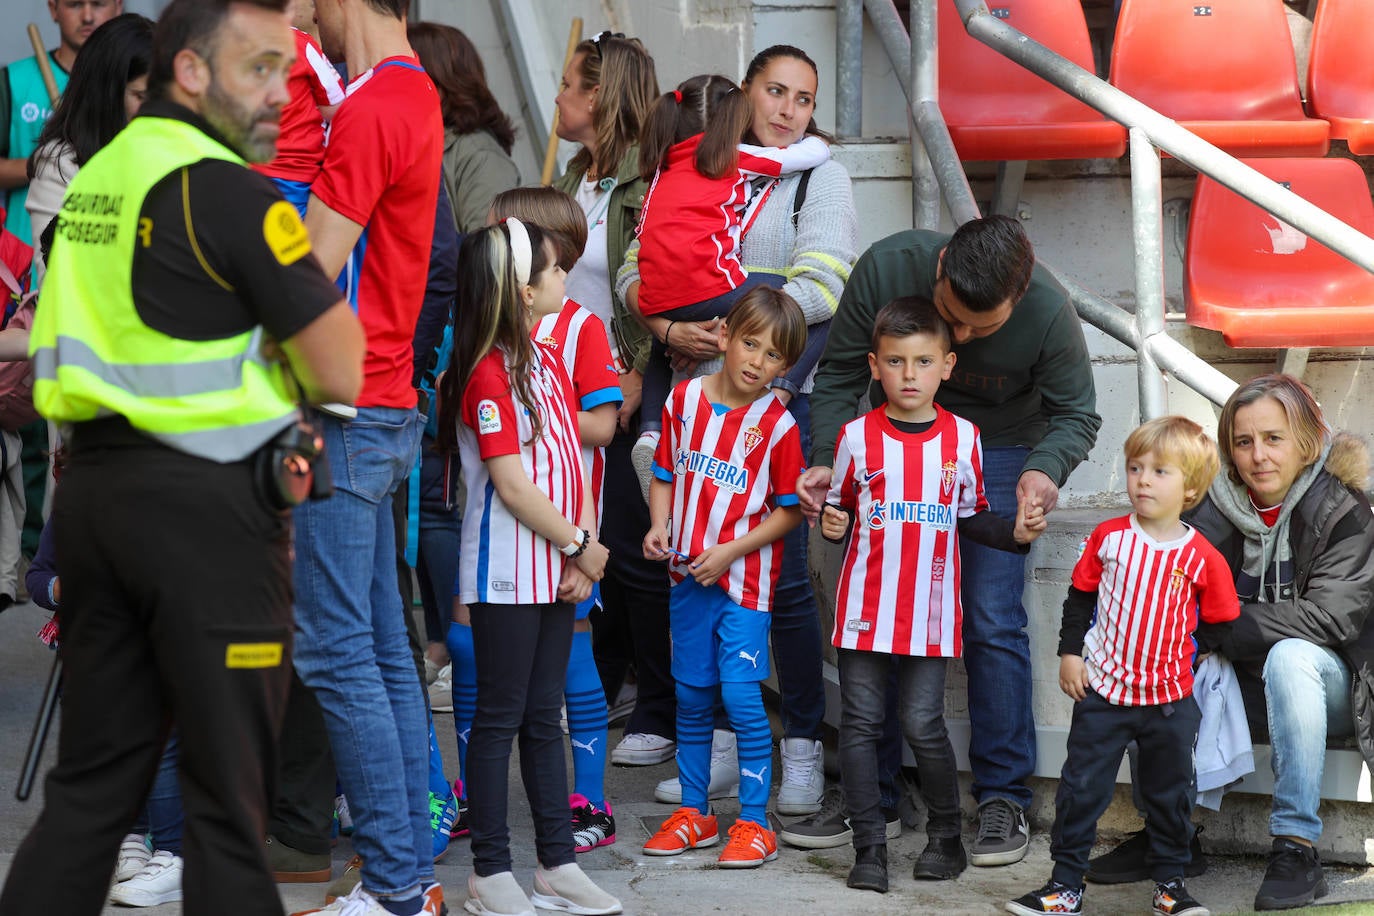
[909,0,941,229]
[836,0,864,139]
[1129,128,1168,420]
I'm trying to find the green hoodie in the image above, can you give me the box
[810,229,1101,486]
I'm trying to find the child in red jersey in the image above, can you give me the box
[820,296,1043,895]
[1007,416,1238,916]
[434,218,621,916]
[628,72,829,494]
[640,286,806,869]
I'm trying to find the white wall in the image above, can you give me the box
[0,1,165,69]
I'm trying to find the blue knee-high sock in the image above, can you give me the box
[565,629,608,808]
[445,621,476,789]
[722,680,772,826]
[427,716,450,799]
[676,682,716,813]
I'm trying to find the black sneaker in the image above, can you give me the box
[1086,827,1208,884]
[912,834,967,881]
[971,797,1030,867]
[570,795,616,853]
[1254,838,1328,911]
[779,787,901,849]
[1153,877,1209,916]
[846,843,888,894]
[1006,880,1083,915]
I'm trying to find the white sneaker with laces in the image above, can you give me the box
[610,732,675,766]
[654,729,740,803]
[429,663,453,713]
[114,833,152,883]
[531,862,622,915]
[777,737,825,815]
[108,850,182,907]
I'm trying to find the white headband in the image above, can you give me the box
[505,217,532,287]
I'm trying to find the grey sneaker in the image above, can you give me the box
[778,787,900,850]
[654,729,739,803]
[776,737,824,815]
[971,797,1030,867]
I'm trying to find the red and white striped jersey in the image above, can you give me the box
[1074,514,1240,706]
[457,345,585,605]
[826,406,987,657]
[252,28,346,185]
[653,377,803,612]
[531,298,622,528]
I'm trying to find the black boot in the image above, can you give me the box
[847,843,888,894]
[912,834,967,880]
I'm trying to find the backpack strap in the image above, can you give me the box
[791,167,813,230]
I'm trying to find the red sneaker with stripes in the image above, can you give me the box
[717,819,778,869]
[642,807,719,856]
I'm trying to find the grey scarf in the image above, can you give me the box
[1206,440,1332,600]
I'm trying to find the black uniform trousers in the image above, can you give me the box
[0,423,294,916]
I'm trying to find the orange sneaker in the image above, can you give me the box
[717,819,778,869]
[642,806,719,856]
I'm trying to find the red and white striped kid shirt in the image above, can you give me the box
[1074,515,1240,706]
[826,406,987,657]
[457,345,585,605]
[652,377,803,612]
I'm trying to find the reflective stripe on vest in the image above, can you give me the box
[29,115,298,463]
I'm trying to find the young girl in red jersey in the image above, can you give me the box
[434,219,621,916]
[628,73,830,492]
[445,188,624,857]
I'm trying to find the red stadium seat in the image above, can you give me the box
[1307,0,1374,155]
[1185,158,1374,348]
[937,0,1127,161]
[1109,0,1329,158]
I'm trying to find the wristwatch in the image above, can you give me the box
[561,528,591,558]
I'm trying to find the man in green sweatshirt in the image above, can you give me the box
[801,215,1100,867]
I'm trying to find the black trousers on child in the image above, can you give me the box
[0,424,294,915]
[1051,689,1201,888]
[467,600,576,876]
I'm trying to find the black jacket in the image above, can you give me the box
[1191,435,1374,766]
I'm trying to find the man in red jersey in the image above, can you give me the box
[287,0,443,914]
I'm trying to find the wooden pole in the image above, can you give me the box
[540,17,583,186]
[26,24,60,106]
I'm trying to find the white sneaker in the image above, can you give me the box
[294,883,391,915]
[610,732,675,766]
[114,833,152,883]
[629,431,660,503]
[531,862,622,915]
[108,850,182,907]
[429,663,453,713]
[464,871,534,916]
[776,737,825,815]
[653,729,740,803]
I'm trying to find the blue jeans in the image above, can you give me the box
[1265,638,1353,842]
[291,407,430,899]
[960,446,1035,808]
[132,731,183,855]
[771,394,825,739]
[840,649,961,850]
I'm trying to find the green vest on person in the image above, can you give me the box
[29,115,299,463]
[4,54,69,245]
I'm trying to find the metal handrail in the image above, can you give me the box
[850,0,1295,409]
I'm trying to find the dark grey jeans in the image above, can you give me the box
[838,648,962,849]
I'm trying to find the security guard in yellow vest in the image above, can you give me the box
[0,3,363,914]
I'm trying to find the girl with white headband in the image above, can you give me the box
[434,218,622,916]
